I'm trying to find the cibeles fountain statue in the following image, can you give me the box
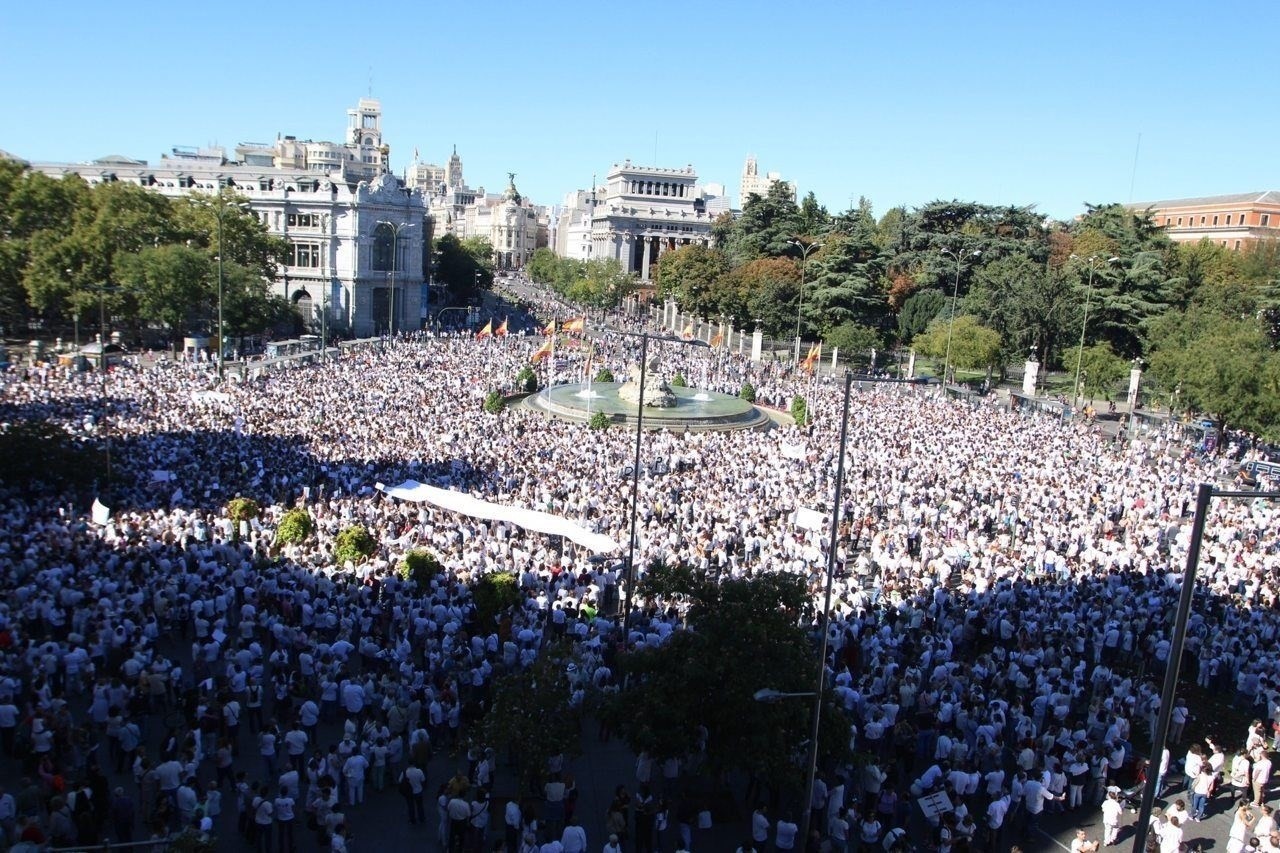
[617,357,677,407]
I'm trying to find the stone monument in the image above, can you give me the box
[618,357,677,407]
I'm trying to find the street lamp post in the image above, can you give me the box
[201,195,251,380]
[611,328,710,635]
[1132,483,1280,853]
[939,248,981,387]
[1070,255,1120,408]
[797,370,854,850]
[376,220,415,342]
[787,238,823,367]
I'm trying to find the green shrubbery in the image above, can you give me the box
[588,411,611,430]
[594,367,615,383]
[226,497,260,522]
[275,507,314,546]
[515,365,539,393]
[399,548,443,589]
[335,525,377,565]
[671,373,688,388]
[473,571,523,627]
[791,395,809,426]
[740,382,756,402]
[483,390,506,413]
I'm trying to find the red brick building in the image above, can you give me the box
[1127,191,1280,249]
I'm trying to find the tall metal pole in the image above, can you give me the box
[941,251,963,388]
[1131,484,1280,853]
[1131,482,1212,853]
[799,370,854,849]
[622,332,649,636]
[216,208,225,379]
[789,240,821,367]
[99,285,111,493]
[1073,267,1093,409]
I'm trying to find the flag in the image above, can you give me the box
[495,317,508,338]
[802,343,821,373]
[584,341,596,378]
[710,331,724,348]
[413,147,419,161]
[530,339,553,363]
[563,317,585,334]
[542,319,557,336]
[476,320,493,339]
[681,324,695,341]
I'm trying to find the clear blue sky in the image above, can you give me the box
[4,0,1277,221]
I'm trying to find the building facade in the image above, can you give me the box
[588,162,715,280]
[1128,191,1280,249]
[739,155,794,208]
[27,99,428,338]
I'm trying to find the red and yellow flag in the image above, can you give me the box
[801,343,821,373]
[495,317,508,338]
[563,317,585,334]
[709,331,724,348]
[681,324,695,341]
[542,319,556,336]
[530,339,553,363]
[476,320,493,340]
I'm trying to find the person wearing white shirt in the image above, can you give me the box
[775,815,798,851]
[751,806,770,847]
[560,817,587,853]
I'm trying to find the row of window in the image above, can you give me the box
[1166,212,1271,228]
[287,213,321,229]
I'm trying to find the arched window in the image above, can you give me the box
[371,223,395,271]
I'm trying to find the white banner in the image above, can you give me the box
[792,506,826,532]
[378,480,620,554]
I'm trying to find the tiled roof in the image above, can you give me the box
[1128,191,1280,209]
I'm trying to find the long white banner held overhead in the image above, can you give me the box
[377,480,621,554]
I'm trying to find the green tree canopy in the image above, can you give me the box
[913,314,1003,378]
[653,244,729,317]
[1147,307,1280,438]
[602,569,851,797]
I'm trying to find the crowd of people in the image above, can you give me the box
[0,279,1276,853]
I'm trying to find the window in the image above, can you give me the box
[371,223,395,271]
[1200,216,1206,225]
[1235,240,1242,250]
[1177,217,1183,226]
[287,213,320,228]
[1263,214,1271,227]
[1226,215,1233,225]
[1212,215,1219,226]
[291,242,321,268]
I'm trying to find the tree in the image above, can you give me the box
[1062,342,1128,402]
[1147,308,1280,438]
[826,322,882,359]
[898,290,945,343]
[965,254,1079,366]
[720,258,799,337]
[117,244,212,347]
[804,228,890,335]
[434,233,487,302]
[721,182,803,266]
[913,315,1003,378]
[601,570,851,803]
[480,643,582,792]
[525,248,561,285]
[220,262,298,343]
[653,244,729,316]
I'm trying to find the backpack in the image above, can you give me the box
[398,770,413,797]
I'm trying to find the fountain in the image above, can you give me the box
[521,359,772,432]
